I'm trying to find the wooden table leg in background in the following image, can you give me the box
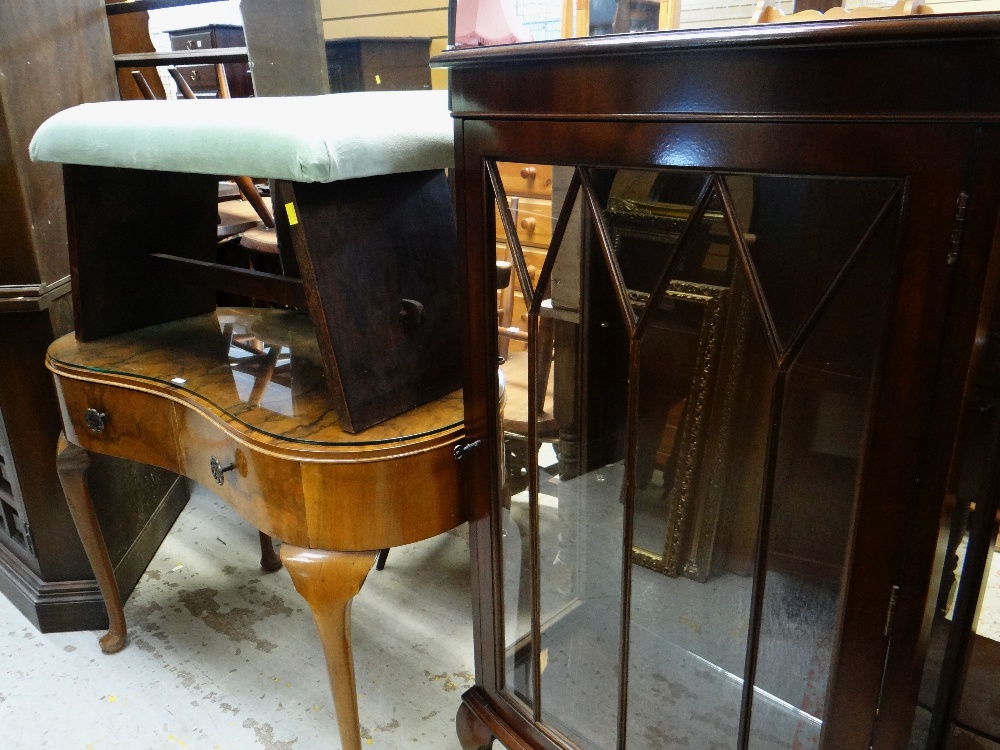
[258,532,282,572]
[55,432,127,654]
[281,545,378,750]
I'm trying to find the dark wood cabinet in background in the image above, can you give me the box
[438,14,1000,750]
[326,37,432,93]
[168,24,253,98]
[0,0,189,633]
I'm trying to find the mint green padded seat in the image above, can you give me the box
[29,89,461,434]
[30,90,453,182]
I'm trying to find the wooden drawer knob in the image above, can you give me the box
[210,455,235,485]
[520,217,536,232]
[520,167,536,179]
[84,408,107,434]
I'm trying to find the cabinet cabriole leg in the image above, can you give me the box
[457,700,496,750]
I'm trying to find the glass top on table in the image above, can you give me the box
[47,308,464,448]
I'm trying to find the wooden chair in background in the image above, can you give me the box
[496,259,558,496]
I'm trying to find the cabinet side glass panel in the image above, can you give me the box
[616,171,769,749]
[496,161,582,711]
[734,175,901,749]
[493,163,639,748]
[535,165,625,750]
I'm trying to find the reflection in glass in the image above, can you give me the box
[48,307,463,447]
[535,167,624,750]
[494,161,629,747]
[500,323,535,705]
[611,172,767,749]
[226,327,293,416]
[490,159,906,748]
[741,179,898,749]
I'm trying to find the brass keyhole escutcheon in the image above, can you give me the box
[84,408,107,434]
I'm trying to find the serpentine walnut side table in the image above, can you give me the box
[47,308,468,750]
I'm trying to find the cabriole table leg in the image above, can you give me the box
[258,531,282,572]
[281,545,378,750]
[56,432,127,654]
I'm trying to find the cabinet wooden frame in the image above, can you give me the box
[439,16,1000,750]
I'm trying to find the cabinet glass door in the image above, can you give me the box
[490,161,903,749]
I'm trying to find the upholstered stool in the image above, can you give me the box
[31,90,460,433]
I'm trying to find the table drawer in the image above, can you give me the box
[56,376,182,473]
[175,409,306,540]
[170,30,214,51]
[175,64,219,93]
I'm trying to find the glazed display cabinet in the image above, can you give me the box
[438,14,1000,750]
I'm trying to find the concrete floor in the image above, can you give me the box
[0,484,481,750]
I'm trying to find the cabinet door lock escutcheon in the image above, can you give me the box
[453,439,483,460]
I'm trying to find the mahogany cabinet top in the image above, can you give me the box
[434,13,1000,121]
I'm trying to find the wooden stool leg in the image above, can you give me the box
[456,701,495,750]
[56,433,127,654]
[259,531,282,572]
[281,546,377,750]
[375,548,389,571]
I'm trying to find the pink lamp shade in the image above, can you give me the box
[454,0,534,46]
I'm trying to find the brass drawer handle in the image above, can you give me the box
[84,408,107,434]
[210,456,235,485]
[189,70,200,82]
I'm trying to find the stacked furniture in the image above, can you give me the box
[106,0,330,99]
[30,89,474,750]
[166,23,253,98]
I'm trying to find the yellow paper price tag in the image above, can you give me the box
[285,202,298,226]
